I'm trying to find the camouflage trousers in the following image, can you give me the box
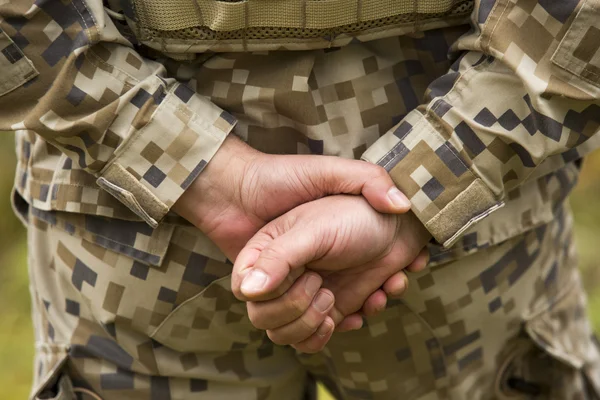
[22,198,600,400]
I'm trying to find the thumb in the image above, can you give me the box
[232,227,318,302]
[314,157,411,214]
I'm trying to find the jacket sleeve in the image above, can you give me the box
[0,0,236,228]
[362,0,600,247]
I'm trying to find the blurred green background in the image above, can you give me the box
[0,134,598,399]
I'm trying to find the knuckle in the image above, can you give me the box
[260,283,287,301]
[299,314,321,332]
[257,246,287,267]
[370,164,389,180]
[266,329,288,346]
[287,267,306,284]
[258,246,280,261]
[298,340,323,354]
[283,289,310,316]
[271,286,287,299]
[246,305,268,330]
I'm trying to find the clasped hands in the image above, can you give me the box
[174,136,431,353]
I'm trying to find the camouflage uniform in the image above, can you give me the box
[1,0,600,399]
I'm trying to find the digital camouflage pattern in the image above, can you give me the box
[22,198,600,400]
[362,0,600,246]
[1,0,237,228]
[1,0,600,399]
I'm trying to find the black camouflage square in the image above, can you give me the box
[1,43,23,63]
[422,177,444,201]
[65,299,80,316]
[190,378,208,392]
[143,165,167,188]
[130,261,150,280]
[158,286,178,304]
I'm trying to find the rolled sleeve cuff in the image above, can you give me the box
[97,84,236,228]
[361,110,503,248]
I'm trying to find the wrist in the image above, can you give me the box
[172,135,259,230]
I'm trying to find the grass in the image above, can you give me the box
[0,240,33,399]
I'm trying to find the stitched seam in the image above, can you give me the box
[72,0,92,42]
[97,175,161,225]
[86,49,144,84]
[0,32,39,95]
[552,0,600,80]
[0,70,32,95]
[46,216,159,260]
[380,118,420,169]
[377,58,491,178]
[3,48,16,63]
[75,2,155,90]
[97,85,175,177]
[423,59,499,176]
[481,0,510,52]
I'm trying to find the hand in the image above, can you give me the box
[173,135,411,259]
[231,195,432,353]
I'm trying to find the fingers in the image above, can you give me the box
[265,289,334,346]
[344,250,424,321]
[340,163,411,214]
[335,314,364,332]
[291,317,335,354]
[246,273,322,330]
[232,228,317,301]
[308,157,411,214]
[380,247,429,299]
[382,271,409,298]
[362,289,388,317]
[406,247,430,273]
[363,183,411,215]
[328,306,363,333]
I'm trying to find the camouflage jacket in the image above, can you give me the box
[0,0,599,265]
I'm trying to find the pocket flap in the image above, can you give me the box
[31,207,174,267]
[551,0,600,90]
[0,29,38,96]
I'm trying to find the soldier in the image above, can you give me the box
[1,0,600,399]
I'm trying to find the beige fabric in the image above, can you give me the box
[0,30,38,96]
[2,1,600,398]
[24,198,600,400]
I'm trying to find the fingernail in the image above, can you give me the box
[396,275,406,293]
[351,319,364,331]
[387,187,410,209]
[317,320,333,337]
[241,269,268,295]
[313,292,334,312]
[391,275,408,298]
[305,274,321,297]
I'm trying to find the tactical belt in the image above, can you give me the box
[131,0,474,52]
